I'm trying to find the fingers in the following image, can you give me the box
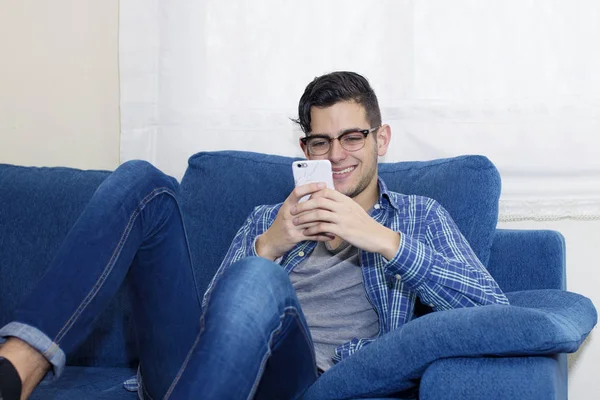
[304,234,335,242]
[291,196,337,215]
[299,222,335,241]
[301,222,337,238]
[281,222,334,246]
[284,187,347,244]
[293,220,321,228]
[289,182,327,204]
[293,209,336,226]
[291,216,337,239]
[308,187,345,201]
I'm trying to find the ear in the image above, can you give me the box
[376,124,391,157]
[299,137,310,158]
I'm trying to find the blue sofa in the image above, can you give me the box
[0,151,596,399]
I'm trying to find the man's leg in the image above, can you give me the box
[0,160,203,398]
[168,256,319,400]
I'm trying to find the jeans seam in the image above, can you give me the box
[174,200,203,308]
[142,381,155,400]
[44,187,176,358]
[200,251,235,309]
[247,306,318,400]
[162,327,202,399]
[163,248,236,397]
[163,268,216,398]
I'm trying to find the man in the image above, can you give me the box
[0,71,508,400]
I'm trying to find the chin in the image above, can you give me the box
[340,185,361,199]
[333,181,352,194]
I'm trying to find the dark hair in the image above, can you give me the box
[292,71,382,134]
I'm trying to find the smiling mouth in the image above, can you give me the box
[332,166,356,177]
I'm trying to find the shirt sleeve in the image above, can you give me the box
[384,200,509,310]
[220,210,261,266]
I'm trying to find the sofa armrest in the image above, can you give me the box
[419,354,567,400]
[487,229,566,292]
[301,290,594,400]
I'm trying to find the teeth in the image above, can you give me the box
[333,166,354,175]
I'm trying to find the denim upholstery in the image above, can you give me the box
[29,367,137,400]
[0,151,596,400]
[488,229,567,292]
[420,356,567,400]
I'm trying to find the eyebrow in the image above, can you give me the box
[308,127,362,138]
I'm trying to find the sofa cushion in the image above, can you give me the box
[178,151,501,295]
[300,290,597,399]
[30,366,137,400]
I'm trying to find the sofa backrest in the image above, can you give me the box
[179,151,501,297]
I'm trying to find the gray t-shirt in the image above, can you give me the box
[289,240,380,371]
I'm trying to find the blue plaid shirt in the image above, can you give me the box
[203,178,509,363]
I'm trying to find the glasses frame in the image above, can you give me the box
[300,126,381,156]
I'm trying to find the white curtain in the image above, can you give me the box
[119,0,600,221]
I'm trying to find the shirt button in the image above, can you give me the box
[374,204,381,209]
[298,251,305,257]
[395,274,402,281]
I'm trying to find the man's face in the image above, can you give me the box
[301,101,389,201]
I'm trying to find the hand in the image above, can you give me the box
[256,182,335,260]
[289,188,401,259]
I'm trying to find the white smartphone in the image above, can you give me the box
[292,160,335,203]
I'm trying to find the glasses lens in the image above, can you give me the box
[307,137,330,155]
[340,132,365,151]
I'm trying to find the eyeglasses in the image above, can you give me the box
[300,126,380,156]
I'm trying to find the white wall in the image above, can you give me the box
[0,0,120,170]
[497,219,600,398]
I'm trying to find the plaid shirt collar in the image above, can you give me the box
[376,177,400,212]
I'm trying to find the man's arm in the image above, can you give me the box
[384,200,509,309]
[202,182,331,306]
[291,188,508,309]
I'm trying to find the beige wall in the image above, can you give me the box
[0,0,120,170]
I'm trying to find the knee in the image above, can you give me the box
[229,257,289,287]
[111,160,178,194]
[218,257,294,311]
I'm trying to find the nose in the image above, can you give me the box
[328,138,347,163]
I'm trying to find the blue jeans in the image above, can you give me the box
[0,160,318,399]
